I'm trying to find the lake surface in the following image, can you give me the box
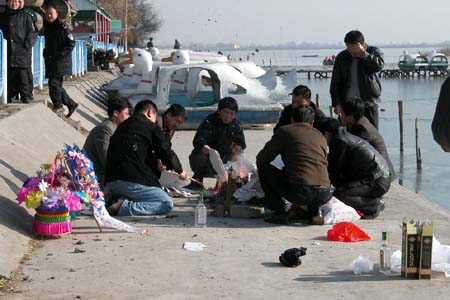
[228,47,449,210]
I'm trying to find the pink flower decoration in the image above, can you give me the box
[17,187,33,204]
[65,193,82,211]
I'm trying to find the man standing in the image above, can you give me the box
[257,106,332,225]
[83,96,131,188]
[316,118,390,219]
[0,0,37,103]
[274,84,325,132]
[43,5,78,117]
[188,97,246,188]
[330,30,384,129]
[104,100,187,216]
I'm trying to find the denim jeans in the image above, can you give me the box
[104,181,173,216]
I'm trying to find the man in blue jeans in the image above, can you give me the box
[104,100,187,216]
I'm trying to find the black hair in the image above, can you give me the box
[134,99,158,116]
[340,98,365,121]
[107,96,132,119]
[290,85,311,100]
[315,117,341,135]
[163,104,187,120]
[344,30,365,44]
[292,105,315,124]
[218,97,238,113]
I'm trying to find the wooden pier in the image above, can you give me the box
[264,65,450,79]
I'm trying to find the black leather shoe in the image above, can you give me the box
[66,103,79,118]
[264,213,290,225]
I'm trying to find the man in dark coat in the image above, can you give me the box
[432,76,450,152]
[317,118,391,219]
[187,97,246,188]
[274,84,325,132]
[43,5,78,117]
[330,30,384,129]
[83,96,131,188]
[0,0,38,103]
[339,98,396,181]
[257,106,332,225]
[104,100,187,216]
[156,104,187,144]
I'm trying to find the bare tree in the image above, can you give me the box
[93,0,162,45]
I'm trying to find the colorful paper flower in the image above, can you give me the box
[26,191,45,209]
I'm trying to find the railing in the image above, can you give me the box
[1,29,122,104]
[1,30,7,104]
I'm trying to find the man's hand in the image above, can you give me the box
[202,144,211,155]
[333,105,341,115]
[156,159,166,172]
[178,170,188,180]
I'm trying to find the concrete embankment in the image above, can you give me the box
[0,70,117,280]
[1,70,450,299]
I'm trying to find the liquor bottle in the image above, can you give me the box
[195,193,207,227]
[380,231,391,274]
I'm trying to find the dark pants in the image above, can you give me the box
[27,65,34,98]
[258,164,333,214]
[189,150,216,181]
[48,77,77,109]
[364,102,379,130]
[334,176,391,215]
[7,67,30,103]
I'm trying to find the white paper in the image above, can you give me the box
[182,242,207,252]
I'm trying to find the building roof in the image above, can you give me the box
[71,0,112,20]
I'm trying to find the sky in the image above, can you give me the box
[149,0,450,46]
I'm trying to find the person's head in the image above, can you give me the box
[289,85,311,108]
[217,97,238,124]
[292,105,315,125]
[344,30,366,57]
[108,96,132,127]
[45,5,58,24]
[134,99,158,123]
[163,104,187,131]
[339,98,365,128]
[316,117,341,145]
[7,0,23,10]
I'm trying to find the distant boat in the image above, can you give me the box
[302,54,318,58]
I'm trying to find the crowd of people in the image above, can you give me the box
[82,27,394,225]
[0,0,78,117]
[0,5,393,225]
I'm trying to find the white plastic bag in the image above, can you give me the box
[352,256,374,275]
[319,197,360,225]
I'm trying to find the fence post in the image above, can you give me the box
[1,37,7,104]
[398,100,404,153]
[415,118,422,171]
[315,93,320,109]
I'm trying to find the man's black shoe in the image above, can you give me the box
[66,103,79,118]
[183,180,203,190]
[21,98,30,103]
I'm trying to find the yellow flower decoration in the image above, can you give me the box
[26,191,45,209]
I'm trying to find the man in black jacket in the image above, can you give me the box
[104,100,187,216]
[273,84,325,132]
[188,97,246,188]
[330,30,384,129]
[317,118,391,219]
[0,0,37,103]
[43,5,78,117]
[339,98,396,181]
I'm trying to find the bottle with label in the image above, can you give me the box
[195,193,207,228]
[380,231,391,274]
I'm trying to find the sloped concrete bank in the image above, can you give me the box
[0,70,117,280]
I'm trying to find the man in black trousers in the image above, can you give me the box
[43,5,78,117]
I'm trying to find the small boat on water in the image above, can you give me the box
[323,55,336,66]
[302,54,319,58]
[103,49,296,128]
[398,51,448,72]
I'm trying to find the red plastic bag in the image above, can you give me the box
[327,222,371,242]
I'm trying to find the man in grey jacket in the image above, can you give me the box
[83,96,131,187]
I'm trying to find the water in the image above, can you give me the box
[229,47,449,210]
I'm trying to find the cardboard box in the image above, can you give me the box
[401,220,420,278]
[419,222,433,279]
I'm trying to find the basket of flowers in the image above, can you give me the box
[17,153,81,236]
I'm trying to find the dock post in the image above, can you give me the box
[329,106,334,118]
[315,94,320,108]
[415,118,422,171]
[308,71,311,79]
[398,100,404,153]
